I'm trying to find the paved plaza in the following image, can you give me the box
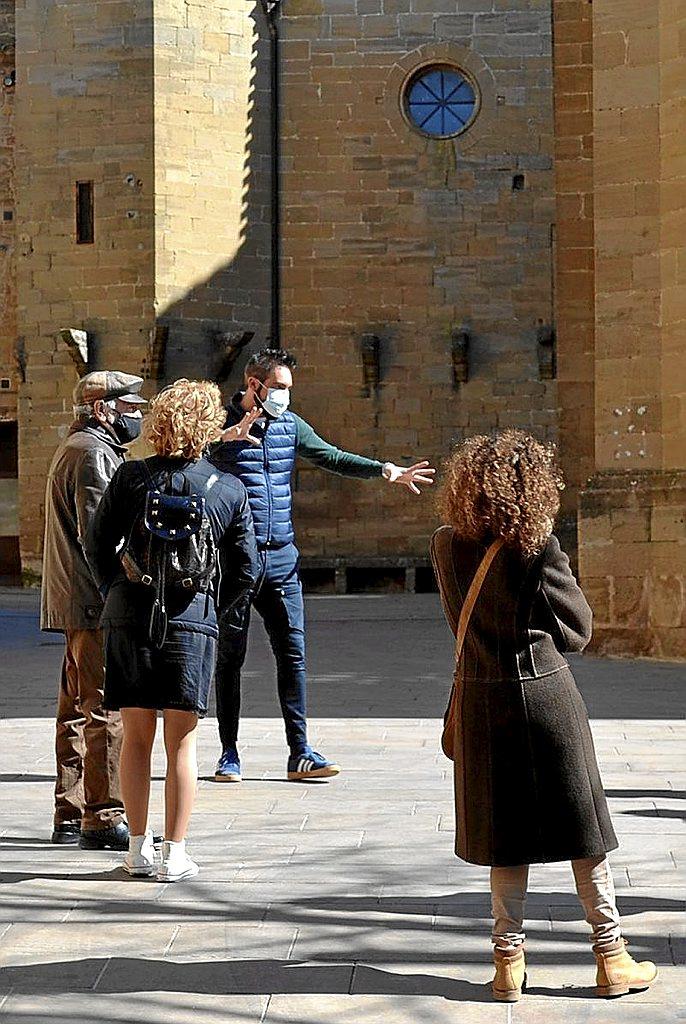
[0,588,684,1024]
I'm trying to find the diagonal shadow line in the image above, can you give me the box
[605,790,686,800]
[0,957,494,1002]
[620,809,686,821]
[0,774,166,784]
[0,774,57,783]
[0,956,671,1001]
[0,868,146,885]
[0,838,56,848]
[0,879,682,923]
[197,776,330,785]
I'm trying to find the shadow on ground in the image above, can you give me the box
[0,954,636,1001]
[2,593,685,719]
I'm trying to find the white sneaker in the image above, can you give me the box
[156,840,199,883]
[123,831,156,876]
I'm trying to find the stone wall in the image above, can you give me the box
[153,0,271,383]
[14,0,156,570]
[658,0,686,470]
[13,1,266,569]
[578,0,686,659]
[0,0,15,417]
[281,0,558,559]
[552,0,595,535]
[592,0,662,474]
[0,0,18,580]
[581,471,686,658]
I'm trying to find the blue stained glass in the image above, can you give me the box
[421,108,444,135]
[406,67,477,138]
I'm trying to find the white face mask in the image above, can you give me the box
[256,383,290,419]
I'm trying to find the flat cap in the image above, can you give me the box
[73,371,146,407]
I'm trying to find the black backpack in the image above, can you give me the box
[120,463,218,648]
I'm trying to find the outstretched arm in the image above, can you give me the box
[295,414,384,478]
[294,414,435,492]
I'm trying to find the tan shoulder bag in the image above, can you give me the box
[440,537,504,761]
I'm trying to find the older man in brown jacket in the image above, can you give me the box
[42,370,146,849]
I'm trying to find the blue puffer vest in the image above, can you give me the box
[209,396,297,549]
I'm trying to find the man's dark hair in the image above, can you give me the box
[244,348,298,383]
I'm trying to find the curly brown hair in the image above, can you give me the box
[438,430,564,558]
[145,379,226,460]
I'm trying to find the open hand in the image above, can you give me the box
[220,407,262,447]
[384,460,436,495]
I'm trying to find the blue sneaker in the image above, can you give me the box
[214,748,242,783]
[287,748,340,781]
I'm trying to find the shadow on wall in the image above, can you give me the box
[154,3,271,397]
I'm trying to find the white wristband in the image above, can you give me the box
[382,462,402,483]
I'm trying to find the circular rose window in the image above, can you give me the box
[404,65,478,139]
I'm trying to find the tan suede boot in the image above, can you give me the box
[595,940,658,998]
[492,947,527,1002]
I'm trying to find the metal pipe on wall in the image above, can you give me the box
[259,0,282,349]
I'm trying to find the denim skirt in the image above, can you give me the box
[103,620,216,717]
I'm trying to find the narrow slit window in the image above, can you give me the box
[76,181,94,244]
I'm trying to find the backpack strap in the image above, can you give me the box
[139,459,157,490]
[149,545,168,648]
[120,461,157,563]
[140,459,180,496]
[137,460,169,646]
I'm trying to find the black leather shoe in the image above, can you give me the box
[79,821,130,851]
[51,823,81,845]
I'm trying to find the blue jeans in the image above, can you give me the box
[215,543,308,754]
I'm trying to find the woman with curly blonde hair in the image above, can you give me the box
[86,380,258,883]
[432,430,656,1002]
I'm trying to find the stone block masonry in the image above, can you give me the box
[580,470,686,659]
[5,0,683,659]
[12,1,267,572]
[552,0,595,536]
[0,1,15,425]
[577,0,686,660]
[280,1,558,560]
[9,0,562,572]
[153,0,271,382]
[0,1,18,578]
[14,0,157,570]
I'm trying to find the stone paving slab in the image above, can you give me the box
[0,992,269,1024]
[265,992,507,1021]
[0,593,684,1023]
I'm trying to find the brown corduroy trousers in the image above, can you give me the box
[53,628,125,831]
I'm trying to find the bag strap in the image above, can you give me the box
[139,459,156,490]
[141,460,190,496]
[454,537,505,665]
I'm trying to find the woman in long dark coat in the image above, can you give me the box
[431,430,657,1002]
[85,380,259,883]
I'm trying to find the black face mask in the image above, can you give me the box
[110,412,142,444]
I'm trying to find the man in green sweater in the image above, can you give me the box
[209,348,434,781]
